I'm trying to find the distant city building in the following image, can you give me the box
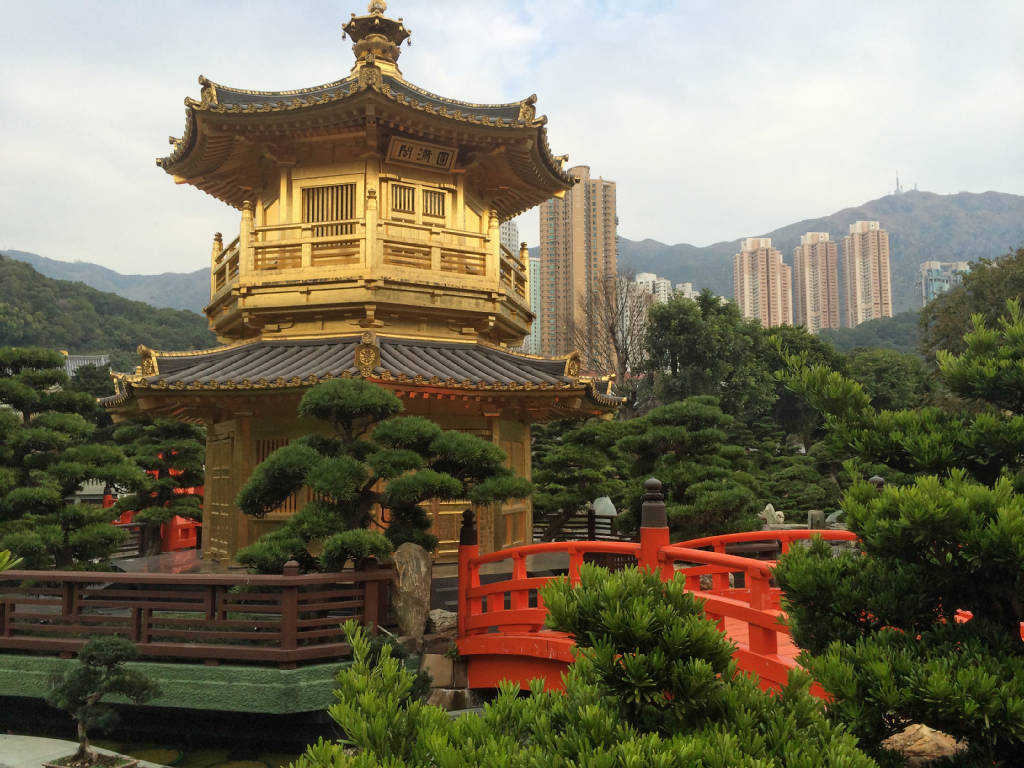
[842,221,893,327]
[537,165,618,359]
[634,272,673,304]
[499,219,519,255]
[919,260,969,305]
[526,255,542,354]
[733,237,792,327]
[792,232,840,333]
[674,282,698,300]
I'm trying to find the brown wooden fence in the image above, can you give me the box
[0,562,393,668]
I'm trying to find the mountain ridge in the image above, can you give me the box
[614,190,1024,313]
[7,190,1024,317]
[1,250,208,313]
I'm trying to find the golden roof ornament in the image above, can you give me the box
[342,1,411,66]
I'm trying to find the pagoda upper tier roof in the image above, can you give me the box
[103,335,621,412]
[158,68,573,217]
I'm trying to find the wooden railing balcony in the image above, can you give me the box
[0,562,393,668]
[208,208,530,315]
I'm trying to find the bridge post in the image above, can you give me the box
[457,508,479,637]
[639,478,672,579]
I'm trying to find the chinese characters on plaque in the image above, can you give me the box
[386,137,457,171]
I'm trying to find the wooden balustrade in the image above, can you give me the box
[0,563,392,668]
[206,215,530,311]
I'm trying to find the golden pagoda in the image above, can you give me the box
[106,2,620,562]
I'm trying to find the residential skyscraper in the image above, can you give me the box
[634,272,673,304]
[792,232,840,333]
[537,165,618,359]
[526,255,542,354]
[499,219,519,255]
[920,260,969,305]
[843,221,893,327]
[733,237,792,327]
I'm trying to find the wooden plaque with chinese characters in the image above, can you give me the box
[386,137,457,171]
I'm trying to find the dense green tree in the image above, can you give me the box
[775,298,1024,764]
[235,379,532,573]
[46,636,160,765]
[67,363,116,399]
[0,347,142,568]
[645,291,776,424]
[614,397,763,538]
[776,474,1024,766]
[780,301,1024,486]
[844,347,931,411]
[530,419,632,540]
[920,246,1024,358]
[818,310,921,355]
[0,254,215,369]
[111,419,205,556]
[291,567,876,767]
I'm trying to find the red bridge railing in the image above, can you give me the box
[457,478,857,693]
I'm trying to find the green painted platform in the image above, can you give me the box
[0,653,350,715]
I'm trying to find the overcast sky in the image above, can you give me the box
[2,0,1022,275]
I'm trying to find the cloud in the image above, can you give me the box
[1,0,1021,272]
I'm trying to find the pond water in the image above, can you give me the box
[92,741,301,768]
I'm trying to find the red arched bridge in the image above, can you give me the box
[457,479,857,696]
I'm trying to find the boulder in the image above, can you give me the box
[429,608,459,636]
[392,542,431,637]
[881,724,964,766]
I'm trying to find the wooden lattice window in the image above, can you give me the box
[392,184,415,214]
[302,183,356,238]
[423,189,445,219]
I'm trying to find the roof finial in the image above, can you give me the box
[344,1,410,67]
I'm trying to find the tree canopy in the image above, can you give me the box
[775,297,1024,764]
[0,346,142,568]
[291,567,876,767]
[0,254,215,370]
[235,379,532,573]
[919,245,1024,358]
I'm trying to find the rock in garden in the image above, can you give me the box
[428,608,458,636]
[881,724,963,766]
[392,542,431,637]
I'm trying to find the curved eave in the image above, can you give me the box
[158,72,573,214]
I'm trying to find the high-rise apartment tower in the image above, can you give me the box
[537,165,618,358]
[843,221,893,327]
[733,237,792,327]
[920,260,969,305]
[792,232,840,333]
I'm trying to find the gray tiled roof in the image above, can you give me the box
[141,336,570,389]
[207,75,525,123]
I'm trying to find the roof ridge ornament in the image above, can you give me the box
[342,2,411,69]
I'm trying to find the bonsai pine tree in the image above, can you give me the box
[235,379,532,573]
[112,419,205,556]
[0,346,143,568]
[46,636,160,766]
[530,418,631,540]
[290,567,876,767]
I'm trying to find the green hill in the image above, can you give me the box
[817,311,920,355]
[1,249,209,314]
[617,190,1024,314]
[0,254,216,370]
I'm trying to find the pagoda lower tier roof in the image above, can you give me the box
[103,335,621,412]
